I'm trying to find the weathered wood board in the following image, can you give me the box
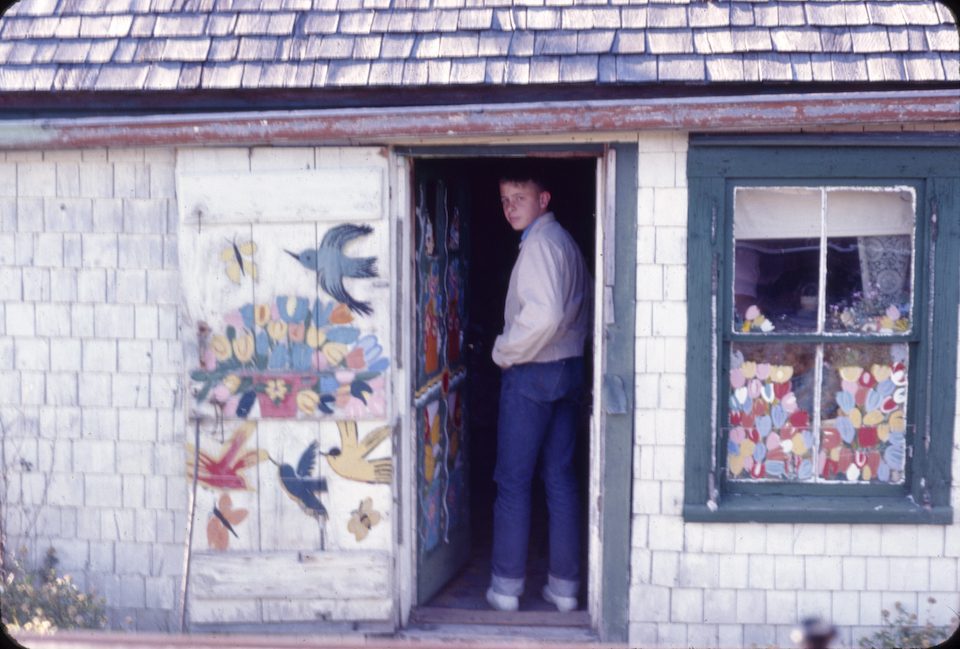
[177,168,385,225]
[190,550,390,600]
[177,147,396,627]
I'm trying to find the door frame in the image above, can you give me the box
[390,144,636,643]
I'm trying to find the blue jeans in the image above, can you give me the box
[491,357,583,599]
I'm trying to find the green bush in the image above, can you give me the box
[1,547,107,634]
[858,598,957,649]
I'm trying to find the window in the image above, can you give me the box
[683,140,959,523]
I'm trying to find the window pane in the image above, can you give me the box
[825,189,915,333]
[727,343,817,481]
[819,343,909,484]
[733,188,821,333]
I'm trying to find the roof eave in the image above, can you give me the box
[0,87,957,150]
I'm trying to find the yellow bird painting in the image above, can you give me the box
[220,238,257,284]
[322,421,393,484]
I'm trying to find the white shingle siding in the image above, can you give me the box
[0,146,184,631]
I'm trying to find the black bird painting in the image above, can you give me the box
[285,224,378,316]
[270,441,329,520]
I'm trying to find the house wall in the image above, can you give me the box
[2,132,958,640]
[0,147,186,631]
[628,130,960,649]
[0,145,397,632]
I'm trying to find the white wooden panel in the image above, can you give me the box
[260,597,392,622]
[251,222,319,316]
[190,550,390,599]
[186,422,263,553]
[257,419,325,551]
[188,597,261,624]
[178,223,255,329]
[177,168,385,226]
[315,420,392,552]
[250,147,315,171]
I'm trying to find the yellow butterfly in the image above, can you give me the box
[220,238,257,284]
[347,497,381,541]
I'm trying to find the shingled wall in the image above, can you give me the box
[0,146,186,631]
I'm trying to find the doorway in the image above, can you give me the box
[408,156,598,626]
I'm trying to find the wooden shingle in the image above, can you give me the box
[0,0,954,92]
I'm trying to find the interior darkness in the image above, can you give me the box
[418,157,596,611]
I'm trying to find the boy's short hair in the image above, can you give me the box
[498,164,550,194]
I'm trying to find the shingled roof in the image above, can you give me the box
[0,0,957,92]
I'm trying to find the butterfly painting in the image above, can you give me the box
[207,493,249,551]
[221,237,257,284]
[347,497,381,541]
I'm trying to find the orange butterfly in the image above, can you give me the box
[207,493,248,551]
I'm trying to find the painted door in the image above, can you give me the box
[414,168,471,604]
[176,147,396,625]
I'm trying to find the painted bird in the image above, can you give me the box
[322,421,393,484]
[285,224,378,316]
[185,422,266,491]
[270,441,329,520]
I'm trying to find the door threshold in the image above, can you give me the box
[409,606,590,628]
[401,611,597,644]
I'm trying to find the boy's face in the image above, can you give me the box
[499,180,550,232]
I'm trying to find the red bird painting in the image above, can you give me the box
[186,422,267,491]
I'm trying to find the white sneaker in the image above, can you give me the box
[486,587,519,612]
[542,584,577,612]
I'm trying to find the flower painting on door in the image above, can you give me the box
[191,294,389,420]
[186,217,389,421]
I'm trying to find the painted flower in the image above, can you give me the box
[330,303,354,324]
[267,320,288,342]
[291,343,313,371]
[313,299,334,326]
[254,303,272,327]
[296,389,320,415]
[277,296,309,323]
[768,365,793,384]
[239,304,255,330]
[306,326,327,349]
[267,343,290,370]
[323,342,349,366]
[232,334,255,362]
[288,322,306,343]
[264,379,288,403]
[223,374,241,394]
[211,335,232,361]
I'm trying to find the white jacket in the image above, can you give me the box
[492,213,592,368]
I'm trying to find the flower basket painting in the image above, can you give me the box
[191,296,389,420]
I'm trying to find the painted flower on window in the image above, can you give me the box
[819,356,908,483]
[727,353,812,480]
[190,296,389,420]
[740,304,775,333]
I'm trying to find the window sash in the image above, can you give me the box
[718,180,926,493]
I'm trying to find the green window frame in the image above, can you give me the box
[683,138,960,524]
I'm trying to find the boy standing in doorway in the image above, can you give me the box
[487,170,592,613]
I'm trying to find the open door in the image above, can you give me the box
[413,169,472,604]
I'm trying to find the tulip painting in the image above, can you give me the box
[190,295,389,420]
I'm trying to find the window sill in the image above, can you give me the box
[683,494,953,525]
